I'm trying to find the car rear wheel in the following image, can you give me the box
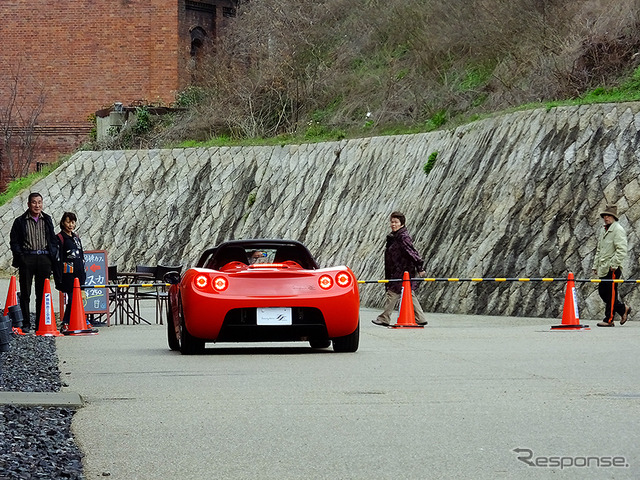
[178,296,205,355]
[332,320,359,353]
[167,297,179,351]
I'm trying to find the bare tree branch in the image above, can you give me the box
[0,62,47,184]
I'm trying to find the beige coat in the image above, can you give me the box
[593,221,628,277]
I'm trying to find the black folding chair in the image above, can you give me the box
[132,266,157,324]
[154,265,183,324]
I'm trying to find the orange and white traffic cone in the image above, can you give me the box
[551,272,590,330]
[35,279,63,337]
[3,275,18,316]
[390,271,424,329]
[64,278,97,336]
[3,276,25,335]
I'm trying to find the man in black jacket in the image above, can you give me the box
[9,193,60,333]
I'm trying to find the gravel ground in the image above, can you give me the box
[0,333,85,480]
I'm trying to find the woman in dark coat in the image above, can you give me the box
[373,211,428,326]
[56,212,86,329]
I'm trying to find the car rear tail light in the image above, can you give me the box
[336,271,352,287]
[213,276,229,292]
[194,275,208,289]
[318,274,333,290]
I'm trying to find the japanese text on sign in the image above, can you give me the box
[83,250,109,313]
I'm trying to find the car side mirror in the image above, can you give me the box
[164,271,181,285]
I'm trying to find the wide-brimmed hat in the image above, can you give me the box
[600,204,619,220]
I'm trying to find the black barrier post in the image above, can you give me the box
[8,305,23,329]
[0,316,13,352]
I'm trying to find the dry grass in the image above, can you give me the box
[155,0,640,144]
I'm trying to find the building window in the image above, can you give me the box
[185,1,215,13]
[190,26,208,56]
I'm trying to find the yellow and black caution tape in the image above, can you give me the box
[86,279,640,288]
[357,277,640,284]
[81,283,170,289]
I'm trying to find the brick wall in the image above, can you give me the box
[0,0,181,177]
[1,0,180,124]
[0,0,238,182]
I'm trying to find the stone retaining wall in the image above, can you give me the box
[2,103,639,320]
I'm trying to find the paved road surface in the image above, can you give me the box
[55,308,640,480]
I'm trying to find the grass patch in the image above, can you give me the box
[456,64,494,92]
[173,129,348,148]
[424,110,448,131]
[537,66,640,110]
[578,74,640,103]
[0,159,66,207]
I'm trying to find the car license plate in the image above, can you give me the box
[257,307,292,326]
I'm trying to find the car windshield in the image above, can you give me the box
[204,243,318,270]
[247,248,276,265]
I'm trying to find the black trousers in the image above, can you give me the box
[62,290,75,325]
[18,254,53,331]
[598,268,626,323]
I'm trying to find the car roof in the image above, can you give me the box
[195,239,320,270]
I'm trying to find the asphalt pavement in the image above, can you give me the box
[51,305,640,480]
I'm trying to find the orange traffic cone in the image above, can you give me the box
[64,278,97,336]
[390,271,425,329]
[36,279,63,337]
[551,272,590,330]
[3,275,18,316]
[4,276,25,335]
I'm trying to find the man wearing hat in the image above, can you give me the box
[592,204,631,326]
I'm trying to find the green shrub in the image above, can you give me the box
[133,107,151,135]
[423,151,438,175]
[425,110,447,131]
[87,113,97,141]
[247,191,257,208]
[175,86,206,108]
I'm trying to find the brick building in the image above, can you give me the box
[0,0,237,186]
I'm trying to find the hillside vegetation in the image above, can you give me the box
[108,0,640,148]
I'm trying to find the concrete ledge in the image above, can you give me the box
[0,391,83,407]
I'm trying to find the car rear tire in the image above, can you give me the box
[167,297,179,351]
[178,296,205,355]
[332,320,359,353]
[309,338,331,349]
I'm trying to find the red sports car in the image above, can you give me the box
[166,239,360,354]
